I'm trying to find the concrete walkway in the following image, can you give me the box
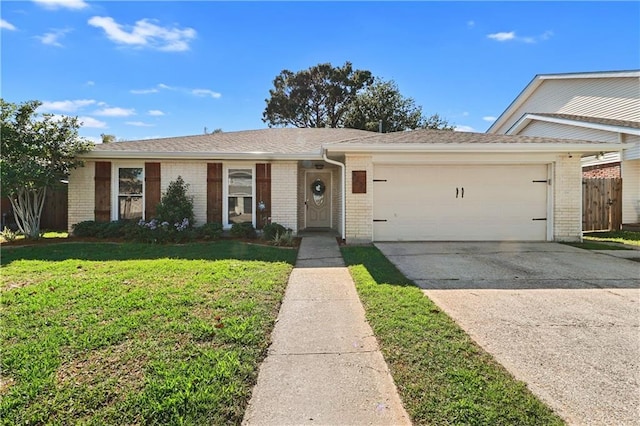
[242,233,410,425]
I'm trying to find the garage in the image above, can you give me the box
[373,164,550,241]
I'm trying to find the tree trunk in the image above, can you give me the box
[8,187,47,239]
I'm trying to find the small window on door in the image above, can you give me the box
[118,167,143,220]
[228,168,253,224]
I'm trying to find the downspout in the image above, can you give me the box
[323,149,346,242]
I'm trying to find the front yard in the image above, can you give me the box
[1,241,297,425]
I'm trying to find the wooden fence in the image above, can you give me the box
[1,186,68,231]
[582,178,622,231]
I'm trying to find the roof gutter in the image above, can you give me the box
[322,149,346,242]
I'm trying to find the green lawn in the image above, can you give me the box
[583,230,640,247]
[341,246,564,426]
[1,241,297,425]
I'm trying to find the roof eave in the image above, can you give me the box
[507,114,640,136]
[326,142,627,154]
[81,151,323,161]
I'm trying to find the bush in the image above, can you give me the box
[197,223,223,240]
[72,220,129,238]
[262,222,287,241]
[230,222,257,239]
[272,230,296,247]
[128,218,196,244]
[155,176,195,227]
[1,226,18,242]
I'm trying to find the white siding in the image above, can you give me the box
[622,135,640,160]
[68,162,95,232]
[520,121,620,143]
[495,77,640,134]
[621,160,640,224]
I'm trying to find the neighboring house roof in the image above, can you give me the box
[82,127,626,160]
[487,70,640,134]
[87,128,375,160]
[508,113,640,137]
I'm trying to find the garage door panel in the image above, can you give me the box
[373,165,548,241]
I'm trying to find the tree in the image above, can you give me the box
[263,61,374,128]
[344,79,454,132]
[100,133,116,143]
[1,99,93,238]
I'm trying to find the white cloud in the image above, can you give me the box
[454,125,476,132]
[487,30,553,44]
[93,107,136,117]
[84,135,102,144]
[191,89,222,99]
[39,99,96,112]
[36,28,72,47]
[130,88,159,94]
[88,16,196,52]
[1,19,17,31]
[148,110,165,116]
[157,83,175,90]
[33,0,88,10]
[487,31,516,42]
[85,80,95,86]
[482,116,497,122]
[467,20,475,28]
[126,121,155,127]
[79,116,107,128]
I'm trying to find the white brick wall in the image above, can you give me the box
[160,162,208,226]
[271,162,298,233]
[345,155,373,243]
[68,161,95,232]
[621,159,640,224]
[553,154,583,241]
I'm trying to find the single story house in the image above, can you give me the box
[68,127,626,243]
[486,70,640,227]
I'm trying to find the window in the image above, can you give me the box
[227,168,253,224]
[118,167,143,220]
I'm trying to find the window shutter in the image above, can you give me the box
[256,163,271,229]
[145,162,161,219]
[94,161,111,222]
[207,163,223,223]
[352,170,367,194]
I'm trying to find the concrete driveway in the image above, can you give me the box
[375,242,640,426]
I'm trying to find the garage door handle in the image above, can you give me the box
[461,187,464,198]
[456,187,459,198]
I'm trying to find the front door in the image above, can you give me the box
[305,171,331,228]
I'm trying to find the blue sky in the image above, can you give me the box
[1,1,638,143]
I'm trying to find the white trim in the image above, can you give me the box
[304,170,332,229]
[546,163,554,242]
[223,163,256,229]
[111,162,145,221]
[507,113,640,136]
[323,152,346,240]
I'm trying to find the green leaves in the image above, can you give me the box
[262,61,374,128]
[1,99,93,238]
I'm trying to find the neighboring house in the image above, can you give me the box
[487,70,640,227]
[68,127,622,243]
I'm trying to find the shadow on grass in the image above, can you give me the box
[1,240,298,266]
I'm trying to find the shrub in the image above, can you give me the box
[72,220,129,238]
[155,176,195,227]
[198,222,223,240]
[1,226,18,242]
[272,230,295,247]
[230,222,257,239]
[262,222,287,241]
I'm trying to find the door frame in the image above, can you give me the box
[304,170,332,229]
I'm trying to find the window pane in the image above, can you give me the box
[228,169,253,224]
[119,196,143,220]
[119,168,143,195]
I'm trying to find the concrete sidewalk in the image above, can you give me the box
[242,233,410,425]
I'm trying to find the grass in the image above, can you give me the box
[0,231,69,244]
[1,241,297,425]
[562,241,633,250]
[583,230,640,247]
[341,245,564,426]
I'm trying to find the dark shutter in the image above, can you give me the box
[256,163,271,229]
[94,161,111,222]
[207,163,223,223]
[145,162,161,219]
[352,170,367,194]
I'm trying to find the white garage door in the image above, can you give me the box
[373,164,549,241]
